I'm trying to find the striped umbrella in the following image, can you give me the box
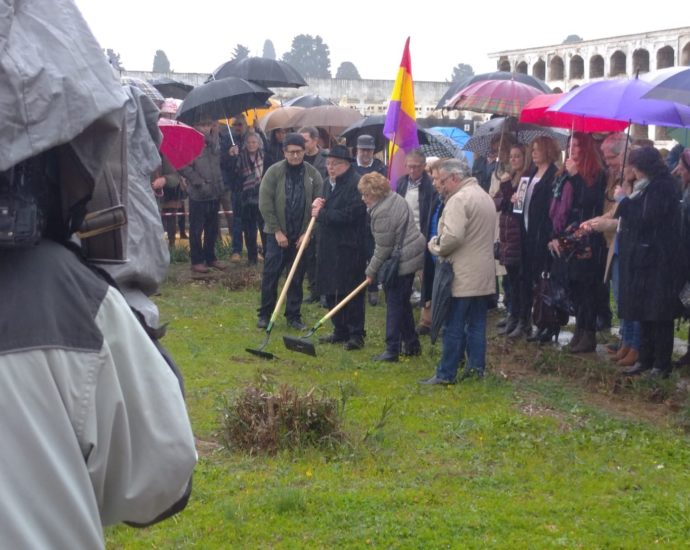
[445,79,544,117]
[121,76,164,107]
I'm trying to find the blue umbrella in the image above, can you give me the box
[429,126,471,147]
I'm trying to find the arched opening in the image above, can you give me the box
[570,84,580,92]
[657,46,675,69]
[590,55,604,78]
[552,87,563,94]
[610,50,627,76]
[498,57,511,71]
[633,49,650,73]
[516,61,528,74]
[549,55,564,80]
[533,58,545,81]
[681,42,690,66]
[569,55,584,79]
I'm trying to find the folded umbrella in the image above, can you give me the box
[157,119,204,170]
[210,56,307,88]
[445,79,545,117]
[176,77,273,126]
[430,261,454,345]
[520,93,628,133]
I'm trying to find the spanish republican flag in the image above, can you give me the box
[383,37,419,189]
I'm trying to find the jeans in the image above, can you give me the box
[189,198,219,265]
[384,273,417,353]
[612,255,641,350]
[436,296,488,381]
[258,233,304,321]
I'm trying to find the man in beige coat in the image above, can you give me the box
[420,159,497,384]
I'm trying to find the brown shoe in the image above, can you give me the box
[617,348,639,367]
[230,253,241,263]
[611,346,630,362]
[208,260,226,271]
[191,263,210,274]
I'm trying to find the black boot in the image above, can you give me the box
[526,327,548,342]
[538,326,560,344]
[497,316,519,335]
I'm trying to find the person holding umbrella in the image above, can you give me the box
[179,117,226,274]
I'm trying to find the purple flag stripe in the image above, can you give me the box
[384,101,420,151]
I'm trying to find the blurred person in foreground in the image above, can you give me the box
[359,172,426,362]
[0,0,196,546]
[419,159,497,384]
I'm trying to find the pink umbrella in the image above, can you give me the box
[158,118,204,170]
[520,93,629,133]
[445,79,544,117]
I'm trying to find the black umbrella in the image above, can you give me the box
[210,57,307,88]
[176,77,273,126]
[463,116,568,157]
[430,261,454,345]
[284,94,335,107]
[149,77,193,100]
[339,115,431,151]
[436,71,552,109]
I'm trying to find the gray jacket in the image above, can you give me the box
[179,136,224,201]
[366,192,426,279]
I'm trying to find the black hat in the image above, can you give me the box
[322,144,354,162]
[356,134,376,150]
[283,132,305,149]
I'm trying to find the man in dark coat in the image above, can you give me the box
[312,145,368,349]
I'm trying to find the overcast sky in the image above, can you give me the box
[74,0,687,82]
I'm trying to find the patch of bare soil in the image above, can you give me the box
[486,310,690,428]
[167,261,262,290]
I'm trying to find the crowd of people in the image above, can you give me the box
[159,111,690,381]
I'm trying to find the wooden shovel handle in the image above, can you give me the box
[319,279,370,324]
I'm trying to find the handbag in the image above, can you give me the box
[377,212,410,290]
[532,272,570,330]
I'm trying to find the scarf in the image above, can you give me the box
[629,177,650,199]
[237,148,264,192]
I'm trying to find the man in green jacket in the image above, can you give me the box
[257,133,323,329]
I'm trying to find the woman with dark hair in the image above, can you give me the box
[548,132,606,352]
[494,144,528,335]
[508,136,560,340]
[618,146,683,378]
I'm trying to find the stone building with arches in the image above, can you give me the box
[489,27,690,93]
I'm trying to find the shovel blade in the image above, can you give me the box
[245,347,276,360]
[282,335,316,356]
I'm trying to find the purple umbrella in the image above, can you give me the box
[642,66,690,106]
[548,77,690,128]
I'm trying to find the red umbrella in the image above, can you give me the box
[445,79,544,117]
[520,93,628,133]
[158,118,204,169]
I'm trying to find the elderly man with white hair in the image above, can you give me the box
[420,159,497,384]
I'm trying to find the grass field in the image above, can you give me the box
[106,262,690,549]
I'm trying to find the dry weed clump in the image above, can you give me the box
[221,384,346,455]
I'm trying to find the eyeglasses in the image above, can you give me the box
[285,149,304,156]
[438,175,453,185]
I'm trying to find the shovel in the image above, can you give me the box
[283,279,369,356]
[246,216,317,359]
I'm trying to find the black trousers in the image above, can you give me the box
[258,234,304,321]
[571,280,598,332]
[384,273,417,353]
[325,287,366,341]
[505,264,521,319]
[241,203,264,263]
[189,199,219,265]
[639,320,674,371]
